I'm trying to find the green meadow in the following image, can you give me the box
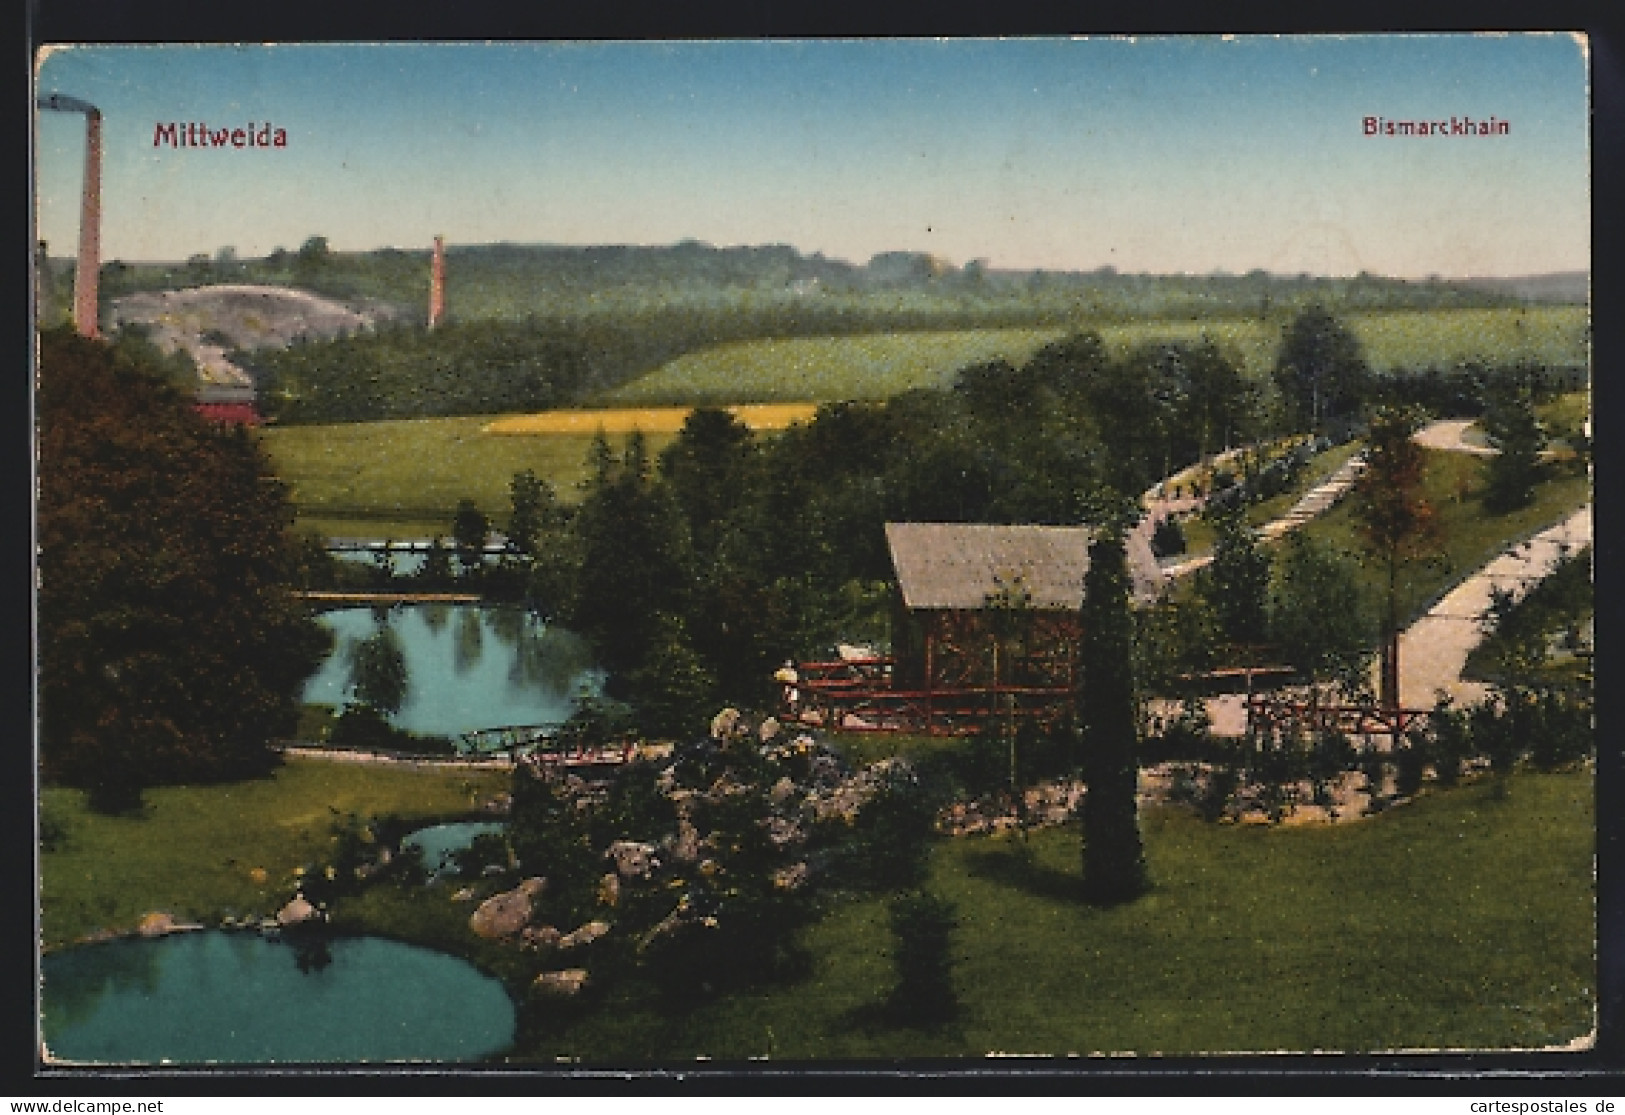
[603,307,1589,407]
[259,417,680,538]
[38,759,509,950]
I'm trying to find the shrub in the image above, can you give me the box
[1428,698,1472,787]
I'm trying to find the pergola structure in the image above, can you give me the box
[792,522,1163,735]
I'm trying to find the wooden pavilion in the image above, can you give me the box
[792,522,1163,734]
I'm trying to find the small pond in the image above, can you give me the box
[40,932,514,1064]
[403,821,506,876]
[301,605,601,738]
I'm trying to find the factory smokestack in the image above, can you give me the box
[428,235,445,329]
[39,93,103,339]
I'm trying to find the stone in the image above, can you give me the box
[710,707,743,740]
[469,877,547,939]
[758,717,781,742]
[559,920,611,950]
[521,924,562,950]
[450,886,477,902]
[605,840,659,878]
[772,862,810,891]
[276,895,319,928]
[598,872,621,907]
[531,968,589,996]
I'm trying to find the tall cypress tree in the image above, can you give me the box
[1078,529,1149,903]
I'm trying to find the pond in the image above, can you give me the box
[301,605,601,738]
[40,932,515,1064]
[403,821,506,877]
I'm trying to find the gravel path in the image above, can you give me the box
[1386,504,1591,708]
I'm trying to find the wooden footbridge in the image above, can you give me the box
[294,590,483,605]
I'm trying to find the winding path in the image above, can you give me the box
[1147,418,1590,733]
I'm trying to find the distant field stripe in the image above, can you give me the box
[601,328,1070,406]
[482,404,820,435]
[600,308,1589,407]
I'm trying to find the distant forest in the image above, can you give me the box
[34,239,1585,425]
[38,237,1559,327]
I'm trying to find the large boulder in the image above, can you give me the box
[468,876,546,940]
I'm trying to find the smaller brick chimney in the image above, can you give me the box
[428,235,445,329]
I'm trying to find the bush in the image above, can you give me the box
[1428,698,1472,787]
[847,770,938,891]
[887,891,958,1025]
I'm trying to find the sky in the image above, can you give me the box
[33,35,1590,279]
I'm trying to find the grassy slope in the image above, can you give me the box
[1297,451,1591,628]
[603,307,1588,407]
[1177,440,1365,556]
[259,417,679,538]
[520,768,1593,1059]
[39,760,508,949]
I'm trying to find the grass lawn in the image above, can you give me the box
[513,767,1593,1059]
[258,416,680,538]
[1296,451,1591,628]
[38,759,509,950]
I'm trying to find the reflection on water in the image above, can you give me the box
[454,608,484,675]
[302,606,601,737]
[41,932,514,1064]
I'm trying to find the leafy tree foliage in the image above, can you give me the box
[1351,406,1439,707]
[1481,374,1548,513]
[451,498,490,570]
[1268,534,1374,695]
[1077,531,1149,903]
[1199,505,1272,649]
[36,328,330,811]
[1274,305,1371,433]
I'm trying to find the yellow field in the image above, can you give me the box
[483,404,820,436]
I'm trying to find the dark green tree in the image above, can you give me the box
[658,407,757,568]
[37,328,330,811]
[1482,374,1547,513]
[568,436,693,685]
[505,469,558,558]
[1200,505,1272,651]
[1268,533,1374,697]
[452,498,490,572]
[1274,305,1371,433]
[1077,529,1149,902]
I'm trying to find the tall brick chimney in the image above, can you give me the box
[39,93,103,338]
[429,235,445,329]
[75,109,103,339]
